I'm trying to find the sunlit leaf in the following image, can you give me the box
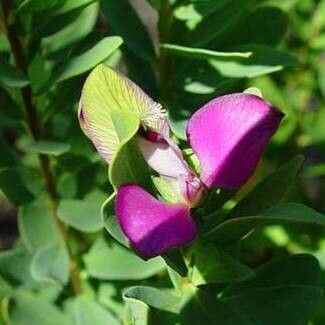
[83,237,165,280]
[30,242,69,285]
[57,198,103,232]
[162,43,251,60]
[26,141,70,156]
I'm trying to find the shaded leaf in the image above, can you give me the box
[101,0,155,61]
[223,254,321,297]
[0,168,34,206]
[180,286,251,325]
[182,0,250,46]
[191,243,255,285]
[162,249,188,277]
[228,155,304,218]
[0,60,29,88]
[204,203,325,244]
[109,137,153,190]
[222,286,323,325]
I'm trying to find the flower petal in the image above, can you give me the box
[79,64,169,162]
[138,136,190,179]
[138,135,204,205]
[187,93,283,189]
[116,185,197,259]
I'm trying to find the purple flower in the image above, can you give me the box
[79,66,283,259]
[116,185,197,259]
[187,93,284,189]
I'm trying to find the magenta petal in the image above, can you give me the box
[187,93,283,189]
[116,185,197,259]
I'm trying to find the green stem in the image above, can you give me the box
[158,0,173,102]
[0,0,81,295]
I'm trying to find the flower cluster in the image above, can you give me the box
[79,64,283,259]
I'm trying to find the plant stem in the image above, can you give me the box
[158,0,173,102]
[0,0,81,295]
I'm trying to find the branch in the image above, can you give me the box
[0,0,81,295]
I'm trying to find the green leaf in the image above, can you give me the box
[243,86,263,98]
[215,6,288,48]
[0,275,13,299]
[101,0,155,61]
[174,0,233,30]
[203,203,325,244]
[182,0,250,46]
[0,60,29,88]
[162,249,188,277]
[162,43,252,60]
[83,237,165,280]
[70,296,119,325]
[18,0,61,12]
[18,198,61,251]
[41,2,99,53]
[191,243,255,285]
[98,284,124,317]
[318,61,325,100]
[101,193,129,247]
[0,87,23,127]
[9,291,72,325]
[221,255,322,325]
[57,198,103,232]
[0,138,19,168]
[180,286,251,325]
[0,168,34,206]
[0,248,36,286]
[123,286,180,314]
[26,141,70,156]
[123,286,180,325]
[56,37,123,82]
[223,254,320,297]
[109,137,153,190]
[30,242,69,285]
[124,295,150,325]
[152,176,187,204]
[223,286,322,325]
[209,44,298,78]
[228,155,304,218]
[52,0,96,15]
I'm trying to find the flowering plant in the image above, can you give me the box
[79,65,283,259]
[0,0,325,324]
